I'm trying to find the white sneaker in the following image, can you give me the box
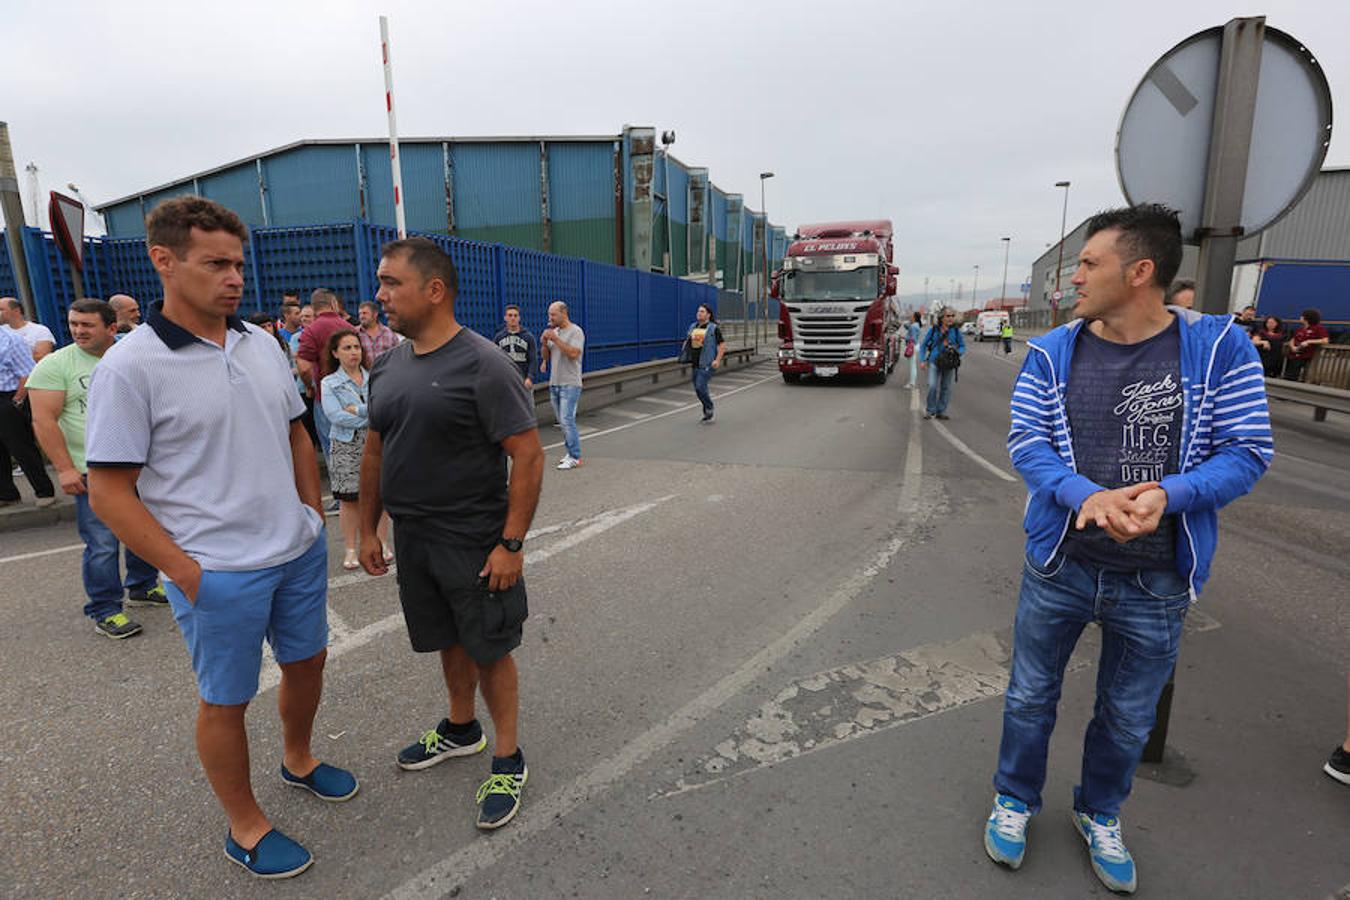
[34,496,58,508]
[556,457,582,470]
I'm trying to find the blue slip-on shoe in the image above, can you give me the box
[476,750,528,830]
[983,793,1031,870]
[1073,809,1138,894]
[224,829,313,879]
[281,762,359,802]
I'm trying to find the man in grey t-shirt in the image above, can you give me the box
[359,237,544,832]
[540,300,585,469]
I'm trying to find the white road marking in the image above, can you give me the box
[630,395,688,408]
[930,419,1017,482]
[382,368,928,900]
[602,407,652,420]
[257,496,677,694]
[0,542,85,564]
[539,371,778,454]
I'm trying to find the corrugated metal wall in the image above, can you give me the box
[1239,168,1350,262]
[95,131,784,282]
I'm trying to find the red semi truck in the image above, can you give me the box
[772,220,902,384]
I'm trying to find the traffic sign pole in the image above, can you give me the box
[1193,17,1265,316]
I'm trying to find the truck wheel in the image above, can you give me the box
[874,367,888,385]
[782,372,802,384]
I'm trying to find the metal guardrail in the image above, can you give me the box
[1264,377,1350,422]
[531,345,762,424]
[1305,343,1350,390]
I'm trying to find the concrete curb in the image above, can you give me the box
[0,496,78,533]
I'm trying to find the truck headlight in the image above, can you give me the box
[859,349,881,360]
[778,348,795,360]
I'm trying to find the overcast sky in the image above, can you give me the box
[5,0,1347,307]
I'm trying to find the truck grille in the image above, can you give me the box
[785,303,873,363]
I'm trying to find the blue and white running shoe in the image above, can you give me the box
[983,793,1030,869]
[1073,809,1137,894]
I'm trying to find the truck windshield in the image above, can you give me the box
[782,267,878,301]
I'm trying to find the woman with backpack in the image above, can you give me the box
[903,311,923,388]
[919,307,966,420]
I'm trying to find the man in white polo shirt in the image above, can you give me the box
[86,196,356,880]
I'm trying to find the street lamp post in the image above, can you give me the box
[973,264,980,309]
[759,172,774,351]
[1000,237,1012,314]
[1053,180,1071,325]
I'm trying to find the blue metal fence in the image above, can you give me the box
[0,220,718,373]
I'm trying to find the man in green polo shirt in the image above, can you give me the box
[28,298,164,639]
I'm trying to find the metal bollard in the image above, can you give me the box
[1141,663,1177,763]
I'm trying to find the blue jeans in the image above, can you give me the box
[75,492,159,621]
[925,365,955,414]
[312,397,332,455]
[995,551,1190,817]
[692,367,714,414]
[550,384,582,460]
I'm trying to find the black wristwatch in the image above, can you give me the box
[498,537,524,553]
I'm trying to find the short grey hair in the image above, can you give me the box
[1165,279,1195,304]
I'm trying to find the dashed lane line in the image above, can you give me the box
[538,370,779,455]
[629,395,688,408]
[601,406,651,420]
[381,366,927,900]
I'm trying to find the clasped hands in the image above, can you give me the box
[1076,482,1168,544]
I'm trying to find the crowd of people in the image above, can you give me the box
[1165,280,1334,381]
[2,193,1344,891]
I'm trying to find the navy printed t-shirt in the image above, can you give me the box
[1062,317,1182,570]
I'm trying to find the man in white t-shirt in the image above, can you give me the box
[1,297,56,360]
[539,301,585,470]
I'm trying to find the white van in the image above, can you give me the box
[977,310,1008,342]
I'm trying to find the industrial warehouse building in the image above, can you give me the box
[1027,167,1350,331]
[93,126,788,292]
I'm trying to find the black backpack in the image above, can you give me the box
[930,328,962,373]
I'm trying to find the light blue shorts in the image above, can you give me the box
[165,532,329,705]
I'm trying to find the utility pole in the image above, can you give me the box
[1000,237,1012,311]
[759,172,774,351]
[0,123,37,321]
[1053,181,1070,324]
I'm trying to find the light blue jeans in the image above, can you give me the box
[925,365,955,414]
[550,384,582,460]
[312,396,332,455]
[994,551,1190,817]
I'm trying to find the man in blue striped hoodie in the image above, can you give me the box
[983,205,1272,894]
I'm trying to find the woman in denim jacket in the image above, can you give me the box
[320,329,391,569]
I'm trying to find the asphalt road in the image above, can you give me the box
[1,344,1347,899]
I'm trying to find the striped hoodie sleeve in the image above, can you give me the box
[1007,348,1103,511]
[1160,330,1273,513]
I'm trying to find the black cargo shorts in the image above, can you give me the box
[391,522,528,663]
